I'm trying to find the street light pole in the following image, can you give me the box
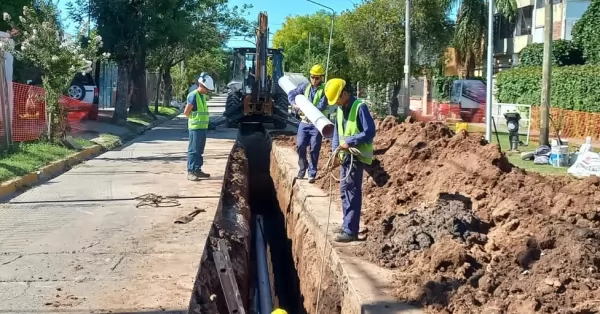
[485,0,495,142]
[307,0,335,82]
[404,0,411,116]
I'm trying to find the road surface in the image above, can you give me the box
[0,98,236,313]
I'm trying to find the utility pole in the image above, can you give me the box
[403,0,411,116]
[540,0,553,146]
[485,0,494,142]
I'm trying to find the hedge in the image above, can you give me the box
[519,40,584,67]
[495,65,600,113]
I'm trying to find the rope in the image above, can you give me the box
[314,145,362,314]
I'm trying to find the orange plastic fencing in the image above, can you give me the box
[529,107,600,140]
[10,83,92,142]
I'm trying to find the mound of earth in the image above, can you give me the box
[272,116,600,313]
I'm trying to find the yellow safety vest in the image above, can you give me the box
[300,84,327,123]
[188,91,209,130]
[336,99,374,165]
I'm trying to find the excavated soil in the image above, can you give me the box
[272,117,600,314]
[189,145,251,314]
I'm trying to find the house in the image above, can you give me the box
[495,0,591,68]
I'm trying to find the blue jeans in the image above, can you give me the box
[188,129,207,173]
[296,122,323,177]
[340,155,364,235]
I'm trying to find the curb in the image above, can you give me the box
[0,112,181,201]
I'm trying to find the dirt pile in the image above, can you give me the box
[272,117,600,313]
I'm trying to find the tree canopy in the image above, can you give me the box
[572,0,600,64]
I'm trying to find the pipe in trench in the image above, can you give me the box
[254,214,273,314]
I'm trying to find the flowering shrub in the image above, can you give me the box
[1,3,108,140]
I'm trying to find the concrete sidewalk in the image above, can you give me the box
[0,116,237,313]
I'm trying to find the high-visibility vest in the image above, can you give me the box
[188,91,209,130]
[300,84,327,123]
[336,99,374,165]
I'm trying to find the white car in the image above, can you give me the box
[67,72,98,105]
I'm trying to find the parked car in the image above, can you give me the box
[67,72,99,120]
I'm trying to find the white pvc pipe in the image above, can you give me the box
[278,76,334,139]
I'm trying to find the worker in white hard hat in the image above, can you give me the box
[184,72,214,181]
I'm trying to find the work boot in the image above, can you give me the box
[296,170,306,179]
[195,170,211,179]
[334,232,358,243]
[308,176,316,183]
[187,172,200,181]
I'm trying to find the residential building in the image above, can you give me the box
[494,0,590,68]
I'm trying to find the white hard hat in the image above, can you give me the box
[198,73,215,91]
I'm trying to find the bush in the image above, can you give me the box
[519,40,584,66]
[495,65,600,112]
[572,0,600,64]
[433,75,484,100]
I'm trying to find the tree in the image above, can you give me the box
[572,0,600,64]
[452,0,516,77]
[338,0,452,115]
[2,2,105,140]
[0,0,33,31]
[272,11,350,78]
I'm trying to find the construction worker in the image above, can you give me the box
[184,73,214,181]
[287,64,328,183]
[324,78,376,243]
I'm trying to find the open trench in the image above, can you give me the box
[188,123,343,314]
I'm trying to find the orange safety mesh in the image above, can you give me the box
[530,107,600,141]
[9,83,93,142]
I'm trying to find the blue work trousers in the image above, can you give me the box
[340,155,365,236]
[187,129,207,173]
[296,122,323,178]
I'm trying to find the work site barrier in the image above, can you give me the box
[3,82,93,142]
[529,106,600,140]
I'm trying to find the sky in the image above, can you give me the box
[226,0,357,48]
[57,0,357,47]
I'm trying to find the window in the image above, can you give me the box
[515,6,534,36]
[494,13,516,39]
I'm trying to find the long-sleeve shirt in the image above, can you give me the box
[287,82,328,112]
[332,96,376,152]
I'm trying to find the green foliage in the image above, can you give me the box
[572,0,600,64]
[432,75,484,100]
[272,11,350,78]
[0,0,33,31]
[496,65,600,112]
[519,40,584,66]
[2,2,105,139]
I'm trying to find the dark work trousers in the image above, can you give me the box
[187,129,207,173]
[340,154,365,236]
[296,122,323,178]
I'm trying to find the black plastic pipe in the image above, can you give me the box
[254,215,273,313]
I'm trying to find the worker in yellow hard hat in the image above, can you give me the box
[324,78,376,243]
[271,309,288,314]
[287,64,329,183]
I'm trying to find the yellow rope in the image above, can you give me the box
[314,145,362,314]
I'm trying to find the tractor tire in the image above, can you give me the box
[225,93,243,119]
[226,119,239,129]
[273,93,290,112]
[273,95,289,130]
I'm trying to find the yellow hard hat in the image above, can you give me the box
[324,78,346,105]
[271,309,288,314]
[309,64,325,76]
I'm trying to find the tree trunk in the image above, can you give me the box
[112,62,130,126]
[154,63,164,114]
[128,56,155,118]
[162,67,173,107]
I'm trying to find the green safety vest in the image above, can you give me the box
[188,91,209,130]
[336,99,374,165]
[300,84,327,123]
